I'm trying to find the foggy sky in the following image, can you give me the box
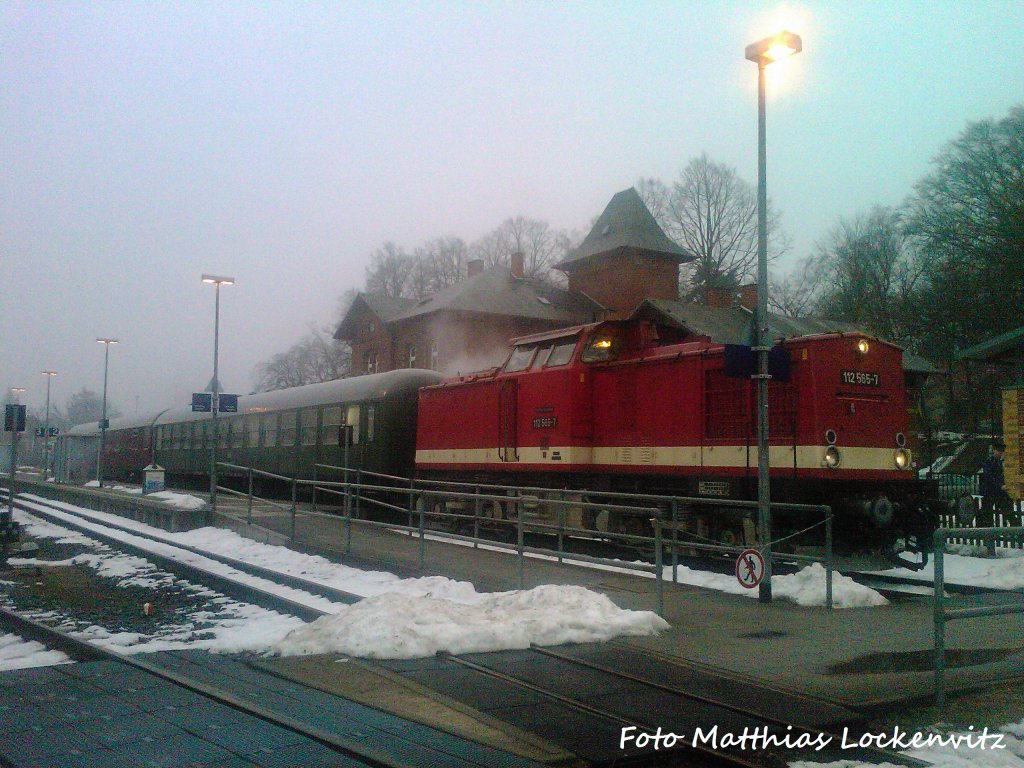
[2,1,1022,420]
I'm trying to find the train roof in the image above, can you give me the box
[63,368,444,437]
[634,299,941,375]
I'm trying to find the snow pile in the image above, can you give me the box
[0,633,72,671]
[876,548,1024,591]
[654,562,887,608]
[770,563,888,608]
[144,490,206,509]
[274,584,670,659]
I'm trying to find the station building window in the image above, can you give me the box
[430,341,439,370]
[407,345,417,368]
[364,351,378,374]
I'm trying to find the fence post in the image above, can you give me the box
[311,464,317,513]
[246,467,253,525]
[407,476,415,528]
[517,497,525,590]
[418,494,426,571]
[934,527,947,711]
[557,501,565,564]
[824,507,833,611]
[654,517,664,617]
[671,500,679,584]
[290,477,297,541]
[473,486,481,549]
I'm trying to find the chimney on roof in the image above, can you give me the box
[467,258,484,278]
[737,283,757,311]
[705,285,736,308]
[510,251,524,279]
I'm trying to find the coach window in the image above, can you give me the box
[344,404,361,445]
[321,406,342,445]
[280,412,296,447]
[171,424,181,450]
[301,409,318,446]
[230,418,244,448]
[188,423,200,450]
[367,405,375,442]
[199,422,209,451]
[503,344,536,372]
[245,415,259,447]
[219,420,230,450]
[261,412,278,447]
[581,333,619,363]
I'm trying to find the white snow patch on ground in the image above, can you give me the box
[873,547,1024,590]
[274,584,670,659]
[9,500,669,659]
[0,633,72,671]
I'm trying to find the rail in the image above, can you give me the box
[218,462,836,613]
[933,524,1024,709]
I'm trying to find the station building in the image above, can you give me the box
[335,187,937,384]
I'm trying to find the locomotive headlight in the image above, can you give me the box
[894,448,911,469]
[857,339,870,354]
[823,445,842,468]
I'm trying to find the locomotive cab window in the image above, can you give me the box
[581,333,619,363]
[545,340,576,367]
[503,345,536,372]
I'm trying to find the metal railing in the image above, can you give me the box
[218,462,836,613]
[933,525,1024,709]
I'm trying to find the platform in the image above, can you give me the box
[212,497,1024,715]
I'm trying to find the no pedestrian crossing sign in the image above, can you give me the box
[735,548,765,589]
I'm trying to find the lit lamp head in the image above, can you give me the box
[96,337,119,346]
[202,274,236,286]
[41,370,57,377]
[745,30,802,66]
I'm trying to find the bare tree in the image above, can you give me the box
[640,155,789,300]
[470,216,570,281]
[769,259,822,318]
[252,324,351,392]
[65,388,120,427]
[365,241,413,298]
[411,237,469,296]
[810,207,924,346]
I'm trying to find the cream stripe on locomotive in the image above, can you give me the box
[416,444,909,472]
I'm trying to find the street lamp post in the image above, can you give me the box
[41,371,57,481]
[96,338,119,487]
[745,30,802,604]
[202,274,235,510]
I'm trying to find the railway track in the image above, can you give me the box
[0,606,540,768]
[2,491,932,766]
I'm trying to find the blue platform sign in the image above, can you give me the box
[192,393,212,412]
[218,394,239,413]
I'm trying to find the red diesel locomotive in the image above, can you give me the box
[415,318,932,553]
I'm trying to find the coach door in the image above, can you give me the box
[498,378,519,462]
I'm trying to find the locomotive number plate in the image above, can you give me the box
[840,370,880,387]
[532,416,557,429]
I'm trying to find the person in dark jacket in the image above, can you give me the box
[978,440,1010,555]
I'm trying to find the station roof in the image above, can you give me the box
[955,325,1024,363]
[555,187,692,270]
[336,265,603,340]
[634,298,941,375]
